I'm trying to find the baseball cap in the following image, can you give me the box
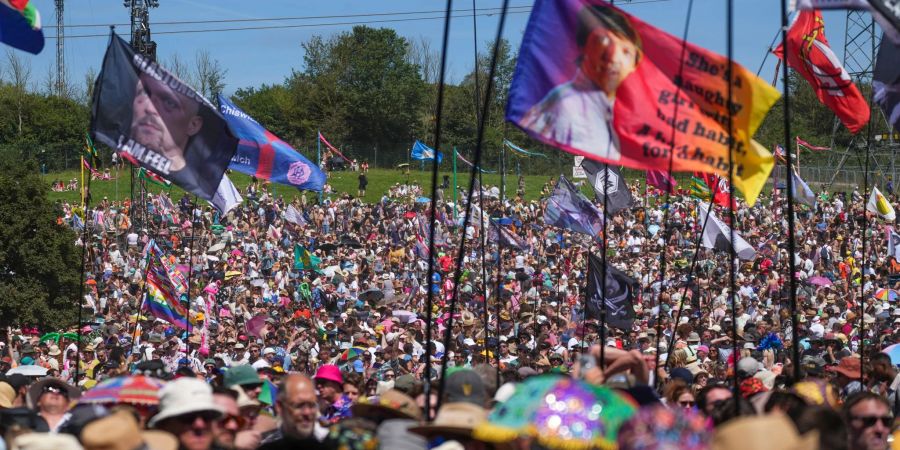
[443,369,487,406]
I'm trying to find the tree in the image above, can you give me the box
[0,158,80,330]
[194,50,227,99]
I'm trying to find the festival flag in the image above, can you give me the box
[873,34,900,133]
[507,0,778,206]
[694,171,734,208]
[82,158,101,177]
[689,176,712,200]
[773,10,870,134]
[210,174,243,214]
[697,203,756,260]
[284,204,307,226]
[585,253,635,330]
[794,0,900,45]
[791,170,817,207]
[142,242,189,330]
[646,170,677,193]
[503,139,548,158]
[887,227,900,261]
[580,159,633,214]
[218,95,326,192]
[83,133,101,169]
[489,220,529,251]
[138,168,172,187]
[0,0,43,54]
[293,245,321,271]
[411,140,443,163]
[795,136,831,151]
[543,175,604,237]
[455,149,496,173]
[91,33,237,201]
[867,187,896,221]
[317,132,353,164]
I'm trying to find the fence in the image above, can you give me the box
[772,164,897,192]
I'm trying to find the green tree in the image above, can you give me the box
[0,158,80,329]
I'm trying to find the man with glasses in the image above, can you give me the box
[212,387,255,450]
[151,378,225,450]
[260,374,325,449]
[27,378,79,432]
[843,392,893,450]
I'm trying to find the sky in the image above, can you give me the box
[11,0,858,96]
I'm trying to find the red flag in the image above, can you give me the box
[693,171,735,208]
[795,136,831,151]
[773,10,870,134]
[646,170,676,193]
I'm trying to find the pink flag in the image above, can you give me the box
[246,314,268,339]
[646,170,677,193]
[317,132,353,163]
[796,137,831,151]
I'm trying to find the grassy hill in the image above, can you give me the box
[45,167,561,205]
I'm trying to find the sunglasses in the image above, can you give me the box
[180,411,221,423]
[220,414,247,428]
[43,385,67,397]
[679,400,695,407]
[851,415,893,428]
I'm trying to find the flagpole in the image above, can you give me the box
[316,131,322,204]
[779,0,801,383]
[599,165,609,369]
[453,148,458,221]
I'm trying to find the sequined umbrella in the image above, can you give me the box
[78,375,166,406]
[473,375,637,450]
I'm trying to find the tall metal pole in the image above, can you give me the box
[54,0,65,97]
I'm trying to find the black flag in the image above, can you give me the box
[91,33,237,201]
[586,253,635,330]
[874,32,900,134]
[581,160,633,214]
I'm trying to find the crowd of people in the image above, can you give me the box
[0,171,898,450]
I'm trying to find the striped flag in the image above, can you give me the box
[142,241,189,330]
[697,203,757,260]
[139,168,172,188]
[795,137,831,151]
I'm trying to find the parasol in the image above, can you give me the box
[224,271,242,281]
[318,243,338,252]
[78,375,166,406]
[207,242,226,253]
[5,365,48,377]
[340,347,368,361]
[807,276,832,287]
[473,375,636,450]
[359,289,384,303]
[392,310,418,323]
[883,343,900,365]
[415,196,431,203]
[874,288,899,302]
[39,333,60,343]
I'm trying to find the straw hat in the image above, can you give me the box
[409,402,488,439]
[81,410,178,450]
[711,413,818,450]
[10,433,82,450]
[351,389,422,422]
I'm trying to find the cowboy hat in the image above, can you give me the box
[26,378,80,409]
[409,402,488,439]
[351,389,422,422]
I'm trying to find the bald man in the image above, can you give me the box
[259,374,327,450]
[130,73,203,173]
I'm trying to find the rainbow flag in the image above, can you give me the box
[142,241,189,329]
[139,168,172,188]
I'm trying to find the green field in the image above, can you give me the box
[45,167,560,205]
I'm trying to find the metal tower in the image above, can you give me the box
[824,10,885,189]
[54,0,65,97]
[125,0,159,61]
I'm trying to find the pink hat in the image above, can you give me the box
[314,364,343,385]
[697,345,709,353]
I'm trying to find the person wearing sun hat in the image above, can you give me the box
[81,410,178,450]
[314,364,352,425]
[409,401,488,446]
[149,377,224,450]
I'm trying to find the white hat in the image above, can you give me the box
[262,347,276,355]
[10,433,82,450]
[148,378,224,427]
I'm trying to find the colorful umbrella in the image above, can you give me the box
[807,276,832,287]
[883,343,900,365]
[258,379,278,406]
[38,333,60,343]
[473,375,637,450]
[78,375,166,406]
[340,347,368,361]
[874,288,899,302]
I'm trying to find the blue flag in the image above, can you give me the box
[218,95,326,192]
[411,140,442,163]
[791,170,817,207]
[0,2,44,55]
[543,175,604,237]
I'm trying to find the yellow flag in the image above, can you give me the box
[866,187,896,220]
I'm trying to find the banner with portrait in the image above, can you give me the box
[507,0,780,206]
[90,33,237,201]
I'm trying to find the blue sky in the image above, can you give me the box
[18,0,853,96]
